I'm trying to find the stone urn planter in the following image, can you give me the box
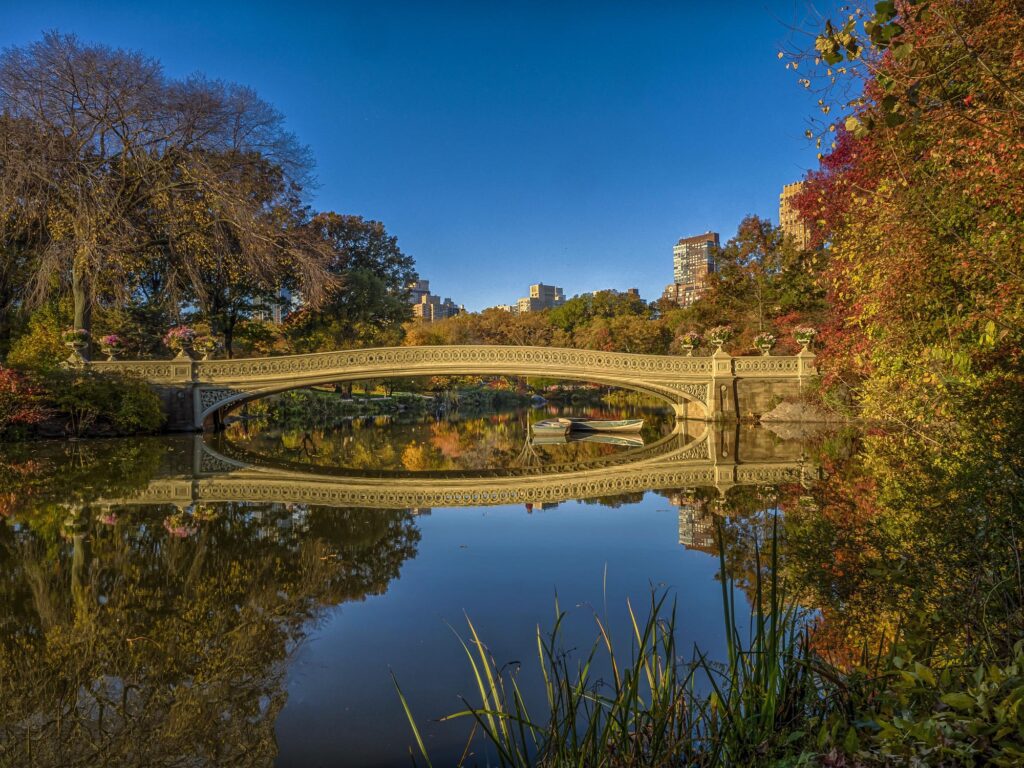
[164,326,197,360]
[704,325,733,353]
[753,332,776,356]
[794,326,817,351]
[98,334,124,361]
[193,335,219,361]
[62,328,90,364]
[678,332,701,357]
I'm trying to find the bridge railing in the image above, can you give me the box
[87,345,816,384]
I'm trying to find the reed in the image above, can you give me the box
[396,517,844,766]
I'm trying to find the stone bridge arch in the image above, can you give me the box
[88,344,816,431]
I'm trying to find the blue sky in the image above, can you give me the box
[2,1,827,310]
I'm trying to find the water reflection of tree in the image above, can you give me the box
[0,438,169,521]
[227,405,676,474]
[0,470,420,765]
[778,393,1024,667]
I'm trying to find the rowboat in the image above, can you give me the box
[531,418,572,436]
[566,418,644,433]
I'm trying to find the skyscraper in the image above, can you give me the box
[779,182,811,249]
[663,231,718,307]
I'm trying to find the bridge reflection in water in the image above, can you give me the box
[98,421,819,513]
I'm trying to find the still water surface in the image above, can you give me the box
[5,397,998,766]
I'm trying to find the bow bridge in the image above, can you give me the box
[89,344,817,431]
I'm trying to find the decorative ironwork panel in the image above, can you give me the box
[198,387,243,414]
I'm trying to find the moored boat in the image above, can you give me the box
[531,418,571,436]
[566,417,644,433]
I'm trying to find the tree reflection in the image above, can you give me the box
[0,444,421,766]
[660,398,1023,671]
[780,408,1024,666]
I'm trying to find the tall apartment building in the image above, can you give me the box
[779,182,811,249]
[252,287,292,324]
[662,231,719,307]
[407,279,462,322]
[406,279,432,304]
[516,283,565,313]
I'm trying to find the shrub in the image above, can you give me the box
[0,367,48,438]
[35,368,164,436]
[6,305,68,370]
[839,644,1024,766]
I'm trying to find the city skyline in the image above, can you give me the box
[0,2,828,310]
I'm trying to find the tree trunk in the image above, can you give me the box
[223,312,236,359]
[72,262,92,360]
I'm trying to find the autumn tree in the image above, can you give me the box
[790,0,1024,420]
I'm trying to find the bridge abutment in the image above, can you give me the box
[154,384,201,432]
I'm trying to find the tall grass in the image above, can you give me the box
[396,517,843,766]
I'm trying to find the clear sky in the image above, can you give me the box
[1,1,827,310]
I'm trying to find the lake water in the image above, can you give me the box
[0,395,1015,766]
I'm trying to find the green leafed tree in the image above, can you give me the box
[286,213,418,351]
